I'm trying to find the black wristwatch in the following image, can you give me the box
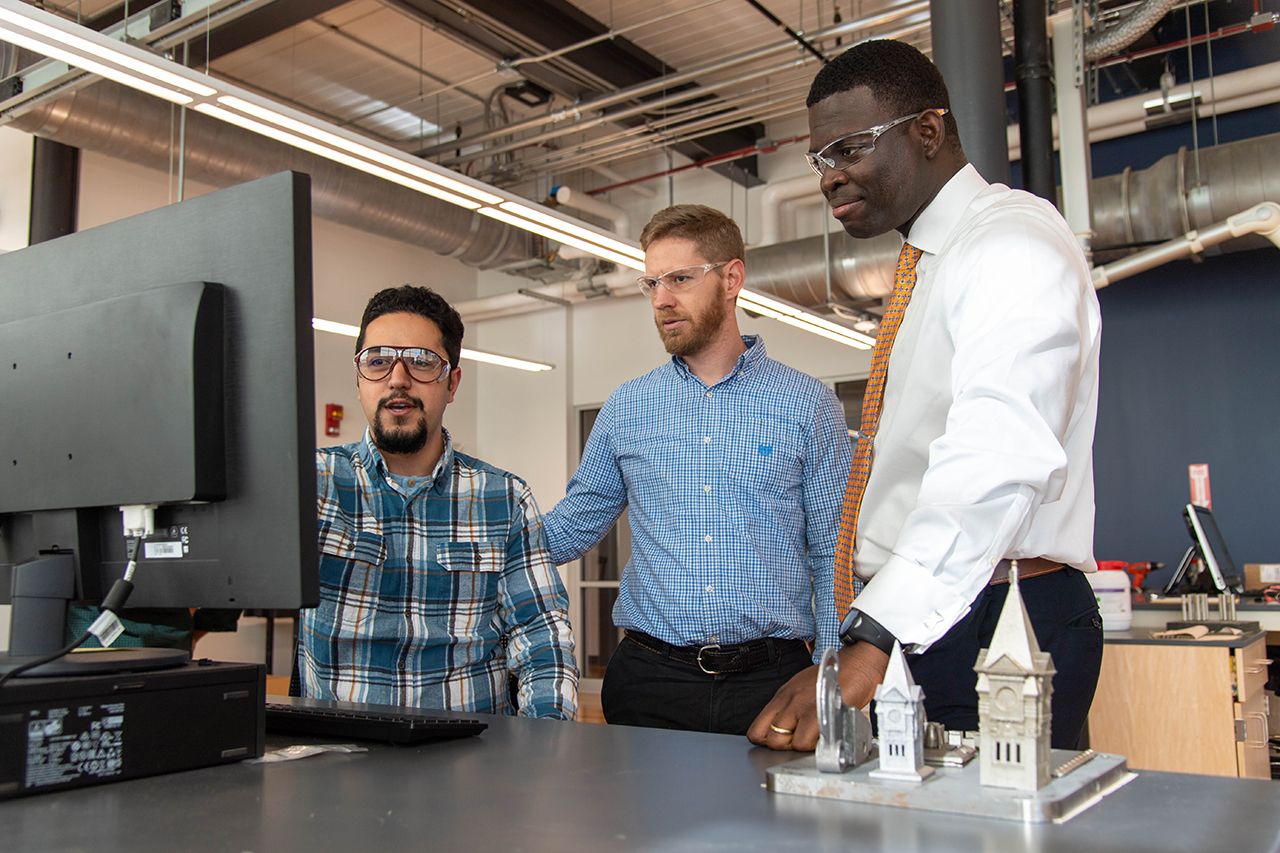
[838,607,897,655]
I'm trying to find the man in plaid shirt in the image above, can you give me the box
[298,286,577,719]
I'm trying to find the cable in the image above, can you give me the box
[0,632,93,690]
[0,536,141,688]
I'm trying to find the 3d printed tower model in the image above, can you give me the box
[870,641,933,782]
[974,569,1056,791]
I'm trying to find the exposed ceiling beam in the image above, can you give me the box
[185,0,352,64]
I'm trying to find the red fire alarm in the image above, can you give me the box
[325,404,344,436]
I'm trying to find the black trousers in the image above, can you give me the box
[600,635,813,735]
[906,567,1103,749]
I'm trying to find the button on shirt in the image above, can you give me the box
[299,429,578,720]
[544,336,852,657]
[852,164,1102,651]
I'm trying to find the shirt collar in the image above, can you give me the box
[905,163,989,256]
[670,334,766,382]
[360,427,455,491]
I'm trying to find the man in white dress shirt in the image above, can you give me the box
[749,39,1103,752]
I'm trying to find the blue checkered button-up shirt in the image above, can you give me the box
[299,430,577,720]
[544,336,853,658]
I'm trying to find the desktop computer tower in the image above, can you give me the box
[0,660,265,799]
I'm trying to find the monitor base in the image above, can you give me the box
[0,647,189,677]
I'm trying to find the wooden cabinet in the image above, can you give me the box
[1087,630,1271,778]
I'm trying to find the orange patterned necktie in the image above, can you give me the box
[833,242,924,615]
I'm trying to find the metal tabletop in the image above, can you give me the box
[2,700,1279,852]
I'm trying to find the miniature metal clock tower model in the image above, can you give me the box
[869,641,934,783]
[974,568,1056,791]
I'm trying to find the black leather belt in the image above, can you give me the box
[623,630,808,675]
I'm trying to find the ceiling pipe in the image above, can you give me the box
[588,164,656,199]
[928,0,1010,185]
[759,175,827,246]
[1014,0,1056,203]
[5,80,534,269]
[1007,60,1280,161]
[414,1,931,158]
[553,187,630,239]
[1093,202,1280,287]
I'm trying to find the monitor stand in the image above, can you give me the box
[0,554,187,678]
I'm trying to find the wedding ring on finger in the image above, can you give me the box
[770,724,795,736]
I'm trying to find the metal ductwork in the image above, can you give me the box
[1092,133,1280,259]
[742,131,1280,309]
[1085,0,1181,63]
[6,80,534,269]
[744,231,902,307]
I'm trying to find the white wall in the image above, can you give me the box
[0,126,33,253]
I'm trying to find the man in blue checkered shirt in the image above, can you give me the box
[544,205,852,734]
[298,286,577,720]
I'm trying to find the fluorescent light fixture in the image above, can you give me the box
[459,349,553,372]
[217,96,502,206]
[738,288,875,350]
[194,104,481,209]
[0,0,649,272]
[498,201,646,262]
[0,6,214,96]
[312,318,360,336]
[0,23,192,104]
[311,318,552,372]
[479,207,645,271]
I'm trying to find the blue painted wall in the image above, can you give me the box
[1092,247,1280,583]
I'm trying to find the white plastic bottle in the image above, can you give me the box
[1087,570,1133,631]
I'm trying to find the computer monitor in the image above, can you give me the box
[0,171,319,674]
[1163,503,1245,595]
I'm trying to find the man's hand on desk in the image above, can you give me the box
[746,642,890,751]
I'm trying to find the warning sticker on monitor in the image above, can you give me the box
[25,703,126,789]
[144,540,184,560]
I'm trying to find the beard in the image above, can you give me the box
[654,281,731,358]
[371,393,429,455]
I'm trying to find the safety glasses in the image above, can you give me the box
[354,346,450,383]
[805,109,949,177]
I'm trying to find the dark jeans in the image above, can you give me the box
[600,635,813,735]
[906,567,1103,749]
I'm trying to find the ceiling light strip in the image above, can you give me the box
[738,289,875,350]
[0,6,215,96]
[478,207,645,271]
[0,23,192,104]
[216,95,502,206]
[193,104,481,209]
[310,319,553,372]
[498,201,646,262]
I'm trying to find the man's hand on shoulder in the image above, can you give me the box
[746,642,890,751]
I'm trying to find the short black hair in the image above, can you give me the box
[807,39,961,152]
[355,285,465,370]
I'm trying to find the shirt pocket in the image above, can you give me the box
[434,541,505,572]
[737,417,804,500]
[315,529,388,639]
[432,541,505,641]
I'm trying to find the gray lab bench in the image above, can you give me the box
[2,698,1280,852]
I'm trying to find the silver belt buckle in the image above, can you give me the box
[696,644,723,674]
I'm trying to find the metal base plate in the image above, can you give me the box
[767,749,1135,824]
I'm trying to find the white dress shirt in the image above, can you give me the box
[852,163,1101,652]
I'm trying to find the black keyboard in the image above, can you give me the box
[264,702,487,744]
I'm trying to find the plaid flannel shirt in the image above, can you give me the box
[298,429,577,720]
[544,335,853,659]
